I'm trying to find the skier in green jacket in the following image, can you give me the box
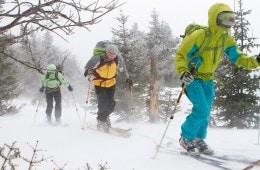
[175,3,260,156]
[39,64,73,124]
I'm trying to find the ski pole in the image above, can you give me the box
[82,80,91,130]
[152,63,196,159]
[33,93,44,126]
[129,84,136,125]
[70,92,82,126]
[257,113,260,145]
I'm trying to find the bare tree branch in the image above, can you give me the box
[0,0,125,37]
[0,0,126,71]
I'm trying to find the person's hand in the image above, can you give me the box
[84,68,96,77]
[180,71,194,84]
[39,87,44,93]
[126,79,133,86]
[68,84,73,91]
[256,53,260,63]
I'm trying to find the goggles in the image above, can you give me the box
[217,11,235,28]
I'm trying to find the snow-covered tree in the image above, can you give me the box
[111,11,149,121]
[0,39,19,115]
[0,1,19,115]
[147,9,179,123]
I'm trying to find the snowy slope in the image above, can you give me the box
[0,93,260,170]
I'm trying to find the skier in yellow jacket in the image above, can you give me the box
[175,3,260,156]
[84,41,133,132]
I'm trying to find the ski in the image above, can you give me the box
[85,123,132,138]
[165,141,260,167]
[155,141,259,170]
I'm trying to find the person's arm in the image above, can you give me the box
[40,73,46,87]
[57,73,69,87]
[84,56,100,77]
[224,36,260,69]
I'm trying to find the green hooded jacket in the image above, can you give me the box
[175,3,260,81]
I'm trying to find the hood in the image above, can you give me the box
[208,3,233,34]
[47,64,56,71]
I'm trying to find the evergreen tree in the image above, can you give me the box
[214,0,260,128]
[0,1,19,115]
[0,50,19,115]
[111,11,149,121]
[156,21,179,87]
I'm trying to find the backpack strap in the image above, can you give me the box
[187,29,210,65]
[45,71,61,86]
[88,58,118,86]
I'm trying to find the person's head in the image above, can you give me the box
[208,3,235,31]
[47,64,56,73]
[106,44,119,61]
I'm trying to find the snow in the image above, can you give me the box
[1,94,260,170]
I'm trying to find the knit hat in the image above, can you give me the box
[106,44,118,61]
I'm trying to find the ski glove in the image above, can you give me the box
[68,84,73,91]
[126,79,133,86]
[180,71,194,84]
[257,53,260,63]
[84,68,98,77]
[39,86,44,93]
[84,69,93,77]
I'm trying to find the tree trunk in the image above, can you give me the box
[150,57,159,123]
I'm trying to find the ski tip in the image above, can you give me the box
[242,165,254,170]
[253,160,260,165]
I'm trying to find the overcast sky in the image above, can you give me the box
[55,0,260,68]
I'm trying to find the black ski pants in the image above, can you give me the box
[95,85,116,122]
[45,89,62,120]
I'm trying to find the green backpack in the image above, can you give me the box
[180,23,210,63]
[45,64,63,85]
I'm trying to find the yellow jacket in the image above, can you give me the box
[85,55,129,88]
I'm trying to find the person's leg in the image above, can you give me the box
[105,86,116,116]
[95,86,109,122]
[196,80,215,139]
[45,91,54,121]
[181,79,210,141]
[105,85,116,127]
[54,90,62,123]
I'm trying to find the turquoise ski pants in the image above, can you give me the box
[181,79,215,140]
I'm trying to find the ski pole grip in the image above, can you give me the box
[190,62,196,76]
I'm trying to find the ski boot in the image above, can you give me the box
[97,120,109,132]
[46,115,52,124]
[106,117,111,128]
[179,136,200,156]
[195,138,214,155]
